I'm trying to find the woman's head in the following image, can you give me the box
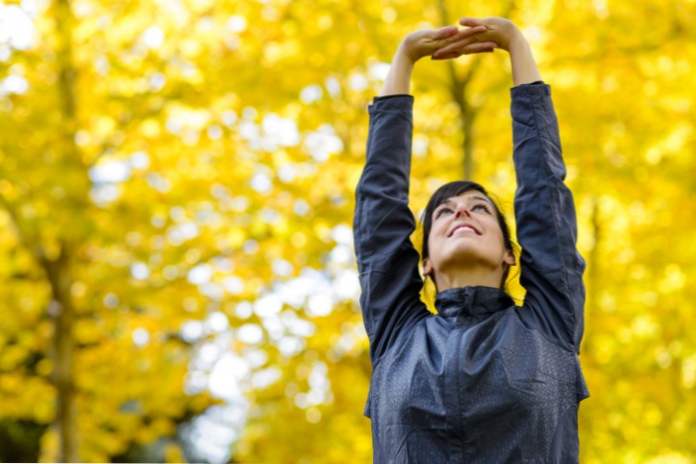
[420,181,516,292]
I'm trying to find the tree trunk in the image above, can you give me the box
[51,0,81,459]
[46,251,78,462]
[583,196,602,356]
[436,0,516,180]
[436,0,479,180]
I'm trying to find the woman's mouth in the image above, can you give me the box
[448,224,481,237]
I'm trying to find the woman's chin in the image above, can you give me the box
[439,247,493,266]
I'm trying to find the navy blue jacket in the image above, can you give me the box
[353,82,590,463]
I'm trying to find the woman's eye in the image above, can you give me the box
[436,207,453,218]
[474,204,490,213]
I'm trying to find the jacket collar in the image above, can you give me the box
[435,285,514,318]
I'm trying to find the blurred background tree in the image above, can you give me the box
[0,0,694,462]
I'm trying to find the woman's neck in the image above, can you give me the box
[434,268,503,291]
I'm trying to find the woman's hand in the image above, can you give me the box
[398,25,497,64]
[432,17,523,58]
[380,20,532,96]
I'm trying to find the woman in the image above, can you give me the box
[353,16,591,463]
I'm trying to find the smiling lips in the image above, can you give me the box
[448,223,481,237]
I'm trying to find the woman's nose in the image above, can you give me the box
[454,206,471,218]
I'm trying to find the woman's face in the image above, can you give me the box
[423,190,514,282]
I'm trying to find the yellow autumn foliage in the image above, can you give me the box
[0,0,694,462]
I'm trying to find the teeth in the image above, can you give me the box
[453,225,476,235]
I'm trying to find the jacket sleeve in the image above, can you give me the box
[511,82,587,354]
[353,94,430,365]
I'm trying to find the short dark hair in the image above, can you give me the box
[419,180,516,292]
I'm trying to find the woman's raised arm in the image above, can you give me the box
[433,17,585,352]
[354,26,494,364]
[448,18,586,353]
[510,77,587,355]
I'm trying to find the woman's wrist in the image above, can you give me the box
[395,41,418,65]
[507,31,542,86]
[379,46,416,96]
[507,29,529,55]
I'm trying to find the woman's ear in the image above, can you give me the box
[503,249,516,266]
[423,258,432,276]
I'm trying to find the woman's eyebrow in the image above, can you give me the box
[469,196,493,206]
[438,196,492,208]
[434,199,456,211]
